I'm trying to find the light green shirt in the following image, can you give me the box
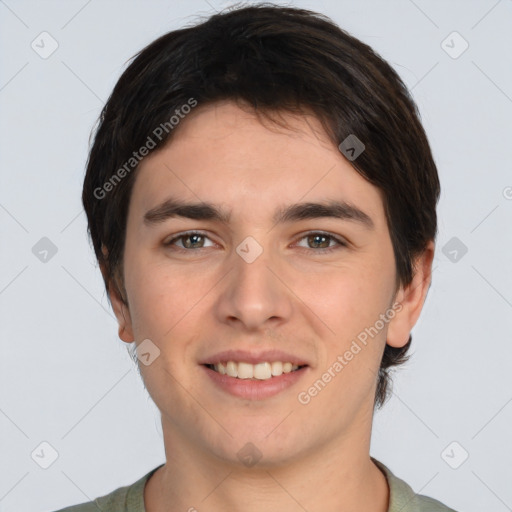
[52,458,457,511]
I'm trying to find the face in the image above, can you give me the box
[109,100,430,468]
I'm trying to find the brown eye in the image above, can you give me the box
[295,232,346,252]
[181,233,205,248]
[307,234,331,249]
[165,232,215,250]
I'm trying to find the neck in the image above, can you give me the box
[145,414,389,512]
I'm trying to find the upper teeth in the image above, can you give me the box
[213,361,300,380]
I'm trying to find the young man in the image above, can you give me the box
[55,4,457,511]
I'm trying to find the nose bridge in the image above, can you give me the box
[234,245,273,298]
[215,238,292,329]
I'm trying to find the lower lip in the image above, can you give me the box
[202,365,309,400]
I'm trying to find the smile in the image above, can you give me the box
[202,362,309,400]
[206,361,305,380]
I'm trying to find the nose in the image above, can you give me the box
[213,242,293,332]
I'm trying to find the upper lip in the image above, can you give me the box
[199,349,310,366]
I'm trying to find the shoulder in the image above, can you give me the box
[372,458,458,512]
[50,464,163,512]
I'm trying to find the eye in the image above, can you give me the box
[164,231,216,250]
[163,231,346,253]
[295,232,347,252]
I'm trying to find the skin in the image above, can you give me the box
[105,100,434,512]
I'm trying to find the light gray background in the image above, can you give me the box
[1,1,511,511]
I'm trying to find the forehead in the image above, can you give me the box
[129,101,386,229]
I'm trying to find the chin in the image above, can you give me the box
[206,421,313,469]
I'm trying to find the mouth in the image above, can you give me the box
[201,355,310,400]
[204,361,307,380]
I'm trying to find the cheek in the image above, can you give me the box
[295,256,395,343]
[123,257,208,341]
[292,261,394,421]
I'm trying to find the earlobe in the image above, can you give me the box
[100,246,135,343]
[113,297,135,343]
[386,241,435,348]
[108,279,135,343]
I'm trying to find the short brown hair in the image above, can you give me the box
[82,3,440,408]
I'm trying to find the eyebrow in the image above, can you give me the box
[143,198,374,230]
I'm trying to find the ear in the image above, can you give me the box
[100,245,135,343]
[386,240,435,348]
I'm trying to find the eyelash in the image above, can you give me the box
[163,230,347,253]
